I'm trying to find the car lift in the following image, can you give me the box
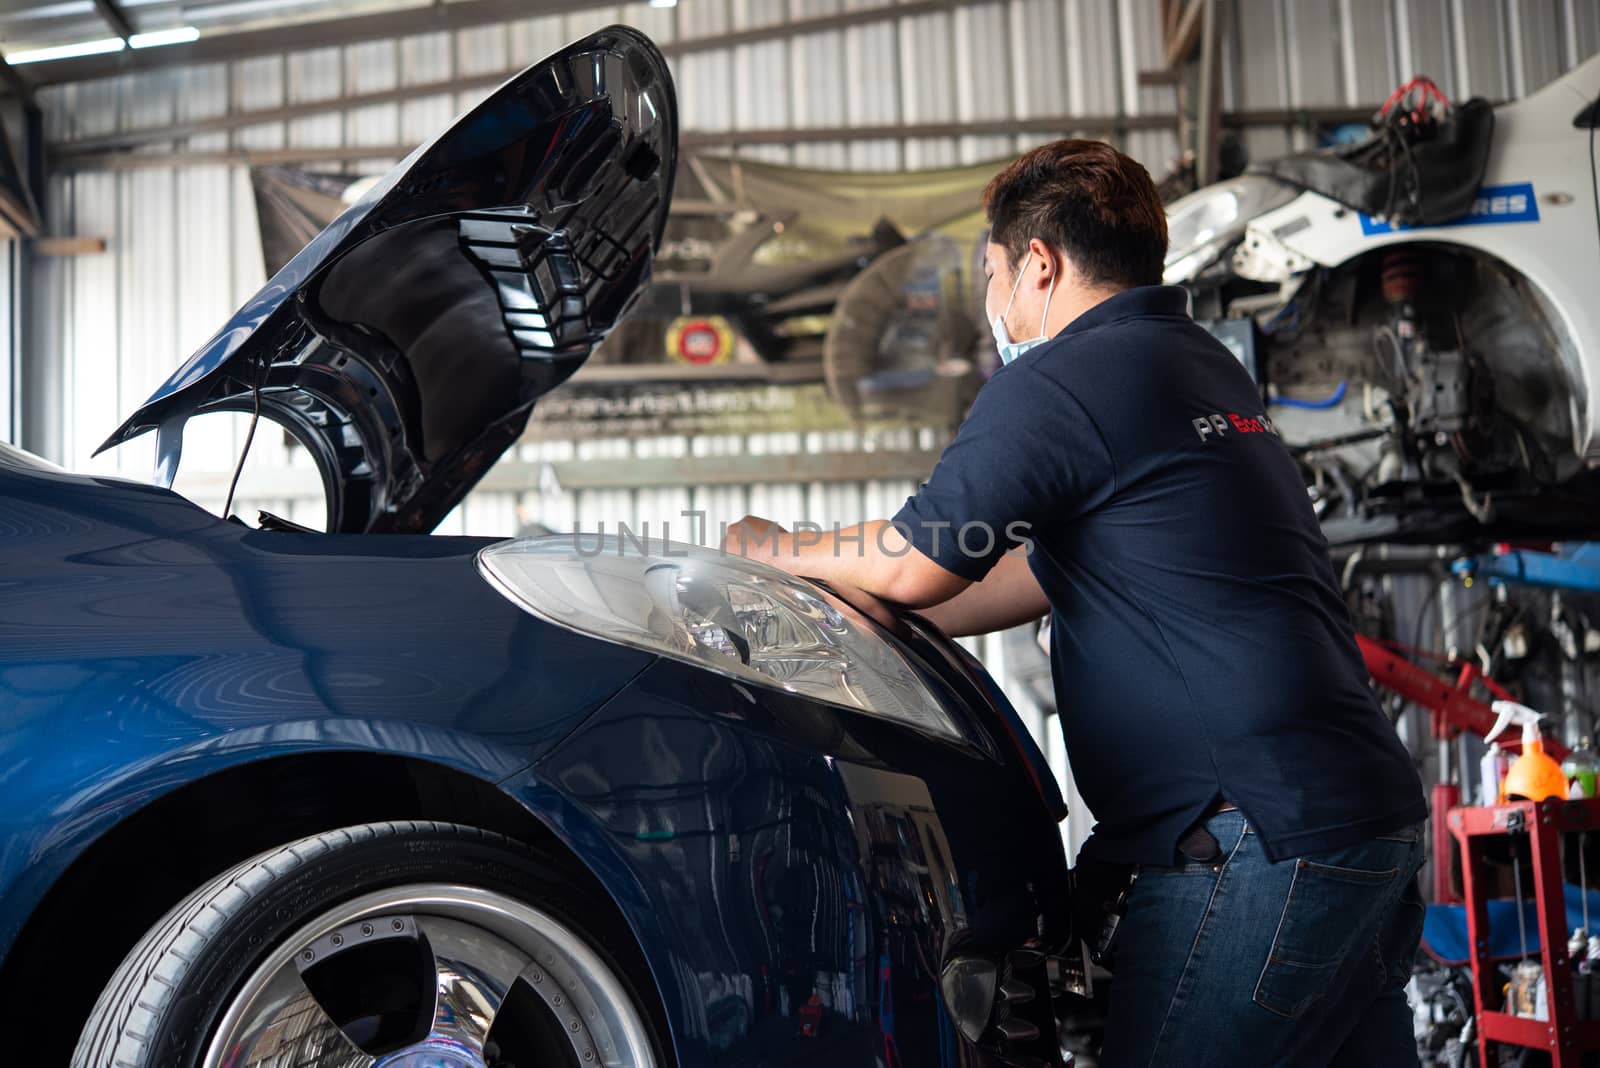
[1355,632,1558,903]
[1359,543,1600,1065]
[1452,542,1600,594]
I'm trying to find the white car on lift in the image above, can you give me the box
[1164,53,1600,546]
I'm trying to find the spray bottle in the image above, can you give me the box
[1481,742,1511,806]
[1565,736,1600,800]
[1487,701,1570,803]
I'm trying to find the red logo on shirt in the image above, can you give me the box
[1193,412,1278,442]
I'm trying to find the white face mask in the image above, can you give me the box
[990,252,1056,364]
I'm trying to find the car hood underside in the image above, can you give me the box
[97,26,677,534]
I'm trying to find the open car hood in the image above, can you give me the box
[97,26,677,533]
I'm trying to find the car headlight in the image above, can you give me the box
[1163,176,1298,283]
[477,534,965,742]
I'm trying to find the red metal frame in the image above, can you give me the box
[1356,635,1558,755]
[1448,800,1600,1066]
[1360,634,1571,904]
[1432,782,1460,904]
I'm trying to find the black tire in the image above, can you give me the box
[72,820,667,1068]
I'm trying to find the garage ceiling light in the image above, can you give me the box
[5,36,125,64]
[5,24,198,63]
[130,26,200,48]
[648,0,678,7]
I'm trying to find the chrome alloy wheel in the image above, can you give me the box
[201,885,658,1068]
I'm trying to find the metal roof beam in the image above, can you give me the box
[91,0,135,43]
[18,0,974,90]
[44,0,989,156]
[54,73,500,156]
[0,56,35,109]
[48,108,1379,171]
[14,0,615,87]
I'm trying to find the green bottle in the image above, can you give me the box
[1563,737,1600,800]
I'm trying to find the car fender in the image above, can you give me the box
[1241,58,1600,458]
[519,655,1074,1067]
[0,719,551,966]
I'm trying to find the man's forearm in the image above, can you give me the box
[731,519,969,608]
[915,549,1049,636]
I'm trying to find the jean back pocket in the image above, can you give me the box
[1252,858,1400,1019]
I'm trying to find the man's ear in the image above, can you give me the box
[1027,238,1062,291]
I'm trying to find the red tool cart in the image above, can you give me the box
[1448,799,1600,1066]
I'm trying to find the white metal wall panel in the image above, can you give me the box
[234,54,287,150]
[229,167,268,310]
[173,163,238,481]
[564,8,627,47]
[1509,0,1569,96]
[58,174,107,472]
[1009,0,1068,120]
[1394,0,1458,90]
[1066,0,1124,115]
[20,174,70,458]
[1451,0,1514,98]
[455,24,511,78]
[621,4,678,47]
[116,166,177,476]
[844,20,902,170]
[288,46,345,150]
[899,11,956,169]
[1118,0,1180,172]
[789,25,847,128]
[679,0,734,145]
[787,0,844,163]
[62,77,121,140]
[178,63,231,152]
[1283,1,1344,107]
[734,38,792,132]
[1339,0,1401,107]
[1230,0,1293,158]
[124,69,178,133]
[732,0,788,30]
[1231,0,1290,110]
[952,4,1013,163]
[1570,0,1600,68]
[26,1,1599,480]
[399,30,451,84]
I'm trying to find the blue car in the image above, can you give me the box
[0,27,1075,1068]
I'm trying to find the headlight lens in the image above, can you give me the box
[477,534,965,742]
[1163,176,1298,282]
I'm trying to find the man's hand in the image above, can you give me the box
[722,515,788,558]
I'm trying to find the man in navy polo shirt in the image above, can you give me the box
[723,139,1427,1066]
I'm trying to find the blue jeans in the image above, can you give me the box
[1100,810,1426,1068]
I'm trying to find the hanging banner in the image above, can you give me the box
[250,154,1005,433]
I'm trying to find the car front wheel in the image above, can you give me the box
[73,820,664,1068]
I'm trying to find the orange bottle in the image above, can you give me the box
[1488,701,1569,803]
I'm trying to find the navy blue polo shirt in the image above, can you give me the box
[895,285,1425,866]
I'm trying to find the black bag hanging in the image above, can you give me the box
[1249,77,1495,228]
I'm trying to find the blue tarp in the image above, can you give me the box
[1425,883,1600,964]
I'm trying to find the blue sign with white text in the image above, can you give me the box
[1360,182,1540,234]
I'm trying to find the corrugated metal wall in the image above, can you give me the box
[17,0,1600,856]
[27,0,1600,469]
